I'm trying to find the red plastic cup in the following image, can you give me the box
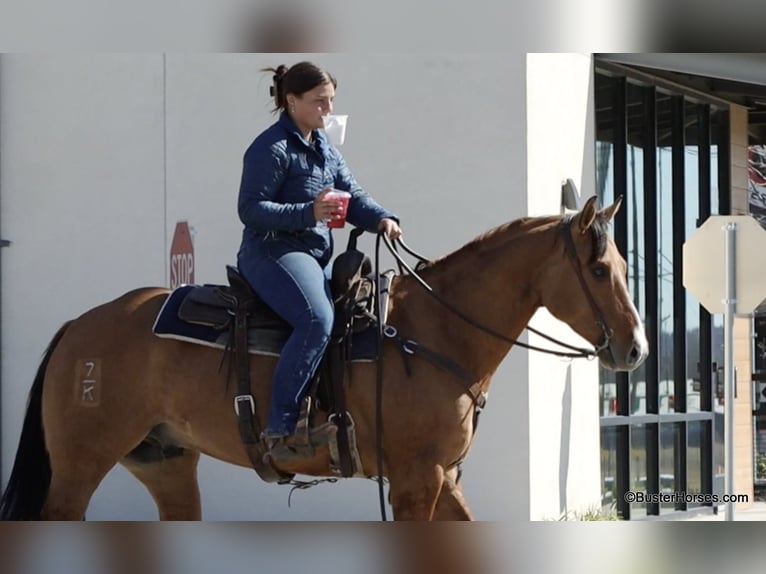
[325,190,351,229]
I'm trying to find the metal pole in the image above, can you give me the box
[724,221,737,521]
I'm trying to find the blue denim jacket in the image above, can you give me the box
[237,113,397,267]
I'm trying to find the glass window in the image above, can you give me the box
[685,102,702,413]
[755,416,766,484]
[754,316,766,487]
[656,91,675,414]
[597,133,617,416]
[596,74,618,417]
[714,409,725,495]
[600,426,618,512]
[626,82,647,416]
[596,69,727,518]
[660,423,682,514]
[687,420,706,508]
[630,424,649,519]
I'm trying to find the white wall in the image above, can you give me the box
[525,53,601,520]
[1,53,532,520]
[0,54,167,520]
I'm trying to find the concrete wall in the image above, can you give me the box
[525,53,601,520]
[1,53,543,519]
[0,54,168,519]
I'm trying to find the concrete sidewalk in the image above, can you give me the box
[685,501,766,520]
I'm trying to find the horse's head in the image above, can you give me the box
[539,195,648,371]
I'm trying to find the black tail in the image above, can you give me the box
[0,321,72,520]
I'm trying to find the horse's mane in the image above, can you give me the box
[422,212,611,270]
[422,215,559,270]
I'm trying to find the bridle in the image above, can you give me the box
[558,215,614,357]
[378,216,614,359]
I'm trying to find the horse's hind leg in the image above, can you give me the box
[122,448,202,521]
[44,457,120,520]
[42,413,158,520]
[43,433,156,520]
[432,466,474,521]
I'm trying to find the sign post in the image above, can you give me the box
[684,214,766,521]
[723,222,736,523]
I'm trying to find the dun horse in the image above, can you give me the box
[0,196,647,520]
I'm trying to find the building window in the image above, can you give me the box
[595,68,728,519]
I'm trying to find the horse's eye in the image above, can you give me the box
[592,265,608,280]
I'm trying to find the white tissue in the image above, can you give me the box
[322,114,348,146]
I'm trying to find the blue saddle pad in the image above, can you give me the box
[152,285,379,361]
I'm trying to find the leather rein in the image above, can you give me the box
[380,216,614,360]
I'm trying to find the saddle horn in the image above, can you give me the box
[347,227,365,252]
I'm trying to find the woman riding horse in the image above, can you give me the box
[0,196,646,521]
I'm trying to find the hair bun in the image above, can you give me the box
[269,64,289,98]
[273,64,289,83]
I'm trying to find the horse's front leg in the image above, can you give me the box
[389,462,445,521]
[432,466,474,521]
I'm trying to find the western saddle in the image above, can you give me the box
[176,229,388,483]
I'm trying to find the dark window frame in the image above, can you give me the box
[595,63,728,520]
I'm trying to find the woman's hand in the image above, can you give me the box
[378,218,402,240]
[313,188,344,223]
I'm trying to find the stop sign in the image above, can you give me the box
[683,215,766,315]
[170,221,194,289]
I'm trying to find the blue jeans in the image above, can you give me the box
[237,244,334,437]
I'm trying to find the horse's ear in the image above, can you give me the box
[576,196,599,235]
[599,195,623,222]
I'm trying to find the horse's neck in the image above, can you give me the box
[392,220,558,382]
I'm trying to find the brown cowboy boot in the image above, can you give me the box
[262,421,338,464]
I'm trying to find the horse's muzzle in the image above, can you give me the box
[599,329,648,372]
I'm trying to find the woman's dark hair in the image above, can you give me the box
[262,61,337,114]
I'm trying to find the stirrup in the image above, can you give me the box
[308,421,339,446]
[262,438,315,464]
[261,422,338,464]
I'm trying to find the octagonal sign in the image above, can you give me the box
[170,221,194,289]
[683,215,766,315]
